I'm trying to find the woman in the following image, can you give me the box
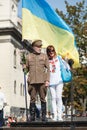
[46,45,64,121]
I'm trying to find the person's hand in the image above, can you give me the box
[68,59,74,68]
[22,64,26,69]
[22,64,28,74]
[22,64,26,71]
[45,81,49,87]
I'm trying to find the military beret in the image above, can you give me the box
[32,40,42,47]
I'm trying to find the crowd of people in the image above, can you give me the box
[0,39,73,127]
[23,40,72,122]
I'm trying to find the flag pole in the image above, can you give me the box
[23,71,28,122]
[20,48,29,122]
[68,59,75,130]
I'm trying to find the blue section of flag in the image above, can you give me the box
[18,0,22,18]
[22,0,72,33]
[22,0,79,67]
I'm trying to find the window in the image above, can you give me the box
[20,83,22,96]
[14,49,17,68]
[20,83,25,96]
[23,84,25,96]
[14,80,16,94]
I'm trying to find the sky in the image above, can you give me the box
[18,0,86,18]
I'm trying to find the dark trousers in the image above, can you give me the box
[0,109,4,127]
[28,83,47,103]
[28,83,47,121]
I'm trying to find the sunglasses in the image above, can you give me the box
[35,45,42,48]
[48,49,55,53]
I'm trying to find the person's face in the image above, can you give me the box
[48,48,55,58]
[33,46,42,53]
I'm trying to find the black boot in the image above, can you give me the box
[29,103,36,121]
[41,102,47,122]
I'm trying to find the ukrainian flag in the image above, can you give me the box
[22,0,80,67]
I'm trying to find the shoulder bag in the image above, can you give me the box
[58,56,72,83]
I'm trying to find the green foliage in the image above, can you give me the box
[20,50,28,74]
[56,0,87,114]
[56,0,87,51]
[63,67,87,114]
[20,51,26,65]
[21,54,26,64]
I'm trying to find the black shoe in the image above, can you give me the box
[42,116,48,122]
[30,118,35,122]
[41,102,48,122]
[29,103,36,122]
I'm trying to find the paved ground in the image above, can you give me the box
[48,116,87,122]
[1,116,87,129]
[63,116,87,121]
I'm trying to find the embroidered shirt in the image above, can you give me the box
[49,56,62,86]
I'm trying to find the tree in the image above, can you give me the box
[56,0,87,115]
[56,0,87,52]
[63,67,87,115]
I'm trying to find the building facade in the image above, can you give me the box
[0,0,30,118]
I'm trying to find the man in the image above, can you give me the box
[24,40,50,121]
[0,87,7,127]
